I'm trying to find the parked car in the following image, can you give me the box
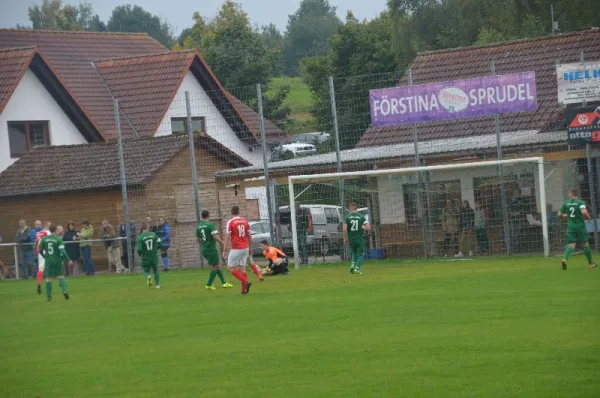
[249,220,272,254]
[270,143,317,162]
[278,204,343,256]
[293,132,331,146]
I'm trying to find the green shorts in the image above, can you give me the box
[566,228,589,244]
[44,260,64,278]
[202,250,220,266]
[349,239,365,255]
[141,258,159,273]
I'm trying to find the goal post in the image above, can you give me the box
[288,157,550,269]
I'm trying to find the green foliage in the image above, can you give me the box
[179,1,290,127]
[28,0,104,31]
[282,0,341,76]
[107,5,173,47]
[2,259,600,397]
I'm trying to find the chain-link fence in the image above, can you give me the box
[1,48,600,278]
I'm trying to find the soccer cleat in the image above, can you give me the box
[561,259,567,271]
[205,285,217,290]
[259,276,264,282]
[37,284,41,295]
[590,263,597,269]
[350,266,356,274]
[156,285,161,289]
[354,269,363,276]
[63,293,69,300]
[242,282,252,295]
[147,276,152,288]
[47,296,52,302]
[222,283,233,288]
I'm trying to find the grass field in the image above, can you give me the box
[1,257,599,398]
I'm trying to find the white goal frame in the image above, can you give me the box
[287,157,549,269]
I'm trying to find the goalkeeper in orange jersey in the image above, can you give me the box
[259,240,290,275]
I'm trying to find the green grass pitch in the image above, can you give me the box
[1,257,599,398]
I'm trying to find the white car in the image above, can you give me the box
[270,143,317,161]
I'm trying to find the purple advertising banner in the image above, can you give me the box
[369,72,537,127]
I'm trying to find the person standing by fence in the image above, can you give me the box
[157,217,171,271]
[79,220,95,276]
[119,221,137,270]
[100,219,126,274]
[460,200,475,257]
[474,202,489,255]
[442,200,459,257]
[63,222,80,276]
[16,219,33,279]
[30,220,42,277]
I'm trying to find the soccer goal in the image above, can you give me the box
[287,157,551,269]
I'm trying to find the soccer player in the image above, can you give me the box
[557,188,596,270]
[223,206,253,294]
[259,240,290,275]
[196,210,233,290]
[39,225,72,302]
[137,224,162,289]
[343,203,370,275]
[35,221,51,294]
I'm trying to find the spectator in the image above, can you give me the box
[460,200,475,256]
[442,200,459,257]
[508,189,526,253]
[30,220,42,276]
[119,221,137,270]
[146,216,158,233]
[156,217,171,271]
[79,220,95,276]
[16,219,33,279]
[100,219,126,274]
[63,222,81,276]
[474,202,489,255]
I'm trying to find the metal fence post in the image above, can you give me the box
[256,84,276,246]
[579,51,599,251]
[185,91,203,267]
[114,99,134,272]
[491,60,512,255]
[13,244,19,279]
[329,77,347,261]
[407,69,429,257]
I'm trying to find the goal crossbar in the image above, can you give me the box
[287,157,549,268]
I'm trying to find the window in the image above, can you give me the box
[8,121,50,158]
[171,117,205,135]
[325,208,339,224]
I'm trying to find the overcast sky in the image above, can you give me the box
[0,0,388,34]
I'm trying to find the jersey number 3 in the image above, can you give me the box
[200,229,207,241]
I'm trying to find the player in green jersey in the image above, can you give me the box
[137,224,162,289]
[557,188,596,270]
[196,211,233,290]
[343,203,370,275]
[39,225,72,302]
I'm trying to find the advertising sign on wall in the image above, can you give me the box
[556,61,600,105]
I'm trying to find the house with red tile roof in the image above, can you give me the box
[0,29,288,173]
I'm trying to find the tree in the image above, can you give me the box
[177,1,290,127]
[107,5,173,47]
[282,0,340,76]
[261,24,284,75]
[28,0,104,31]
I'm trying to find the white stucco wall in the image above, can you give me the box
[377,160,573,225]
[156,71,263,166]
[0,69,87,172]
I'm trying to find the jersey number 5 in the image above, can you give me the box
[47,243,54,255]
[145,239,153,251]
[350,220,359,231]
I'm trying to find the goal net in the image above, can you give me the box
[285,157,551,269]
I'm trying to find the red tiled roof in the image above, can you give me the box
[0,134,251,198]
[0,29,289,145]
[0,46,36,114]
[0,29,168,139]
[358,28,600,148]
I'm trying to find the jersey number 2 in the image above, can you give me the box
[569,207,575,218]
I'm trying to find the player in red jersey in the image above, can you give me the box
[222,206,260,294]
[35,221,51,294]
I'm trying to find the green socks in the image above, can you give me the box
[217,269,227,284]
[356,254,364,271]
[144,272,150,280]
[351,252,357,267]
[207,270,217,286]
[45,281,52,299]
[153,270,160,286]
[59,279,68,293]
[563,246,573,260]
[584,246,593,265]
